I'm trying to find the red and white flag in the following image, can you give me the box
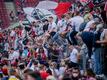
[54,2,71,19]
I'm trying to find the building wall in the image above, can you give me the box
[5,2,16,20]
[0,0,40,29]
[14,0,39,10]
[0,0,10,29]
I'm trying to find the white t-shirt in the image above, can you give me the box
[46,75,56,80]
[59,67,66,75]
[13,51,19,59]
[30,64,39,71]
[50,68,59,77]
[57,19,67,33]
[10,30,16,37]
[70,16,84,32]
[70,48,79,63]
[22,29,26,38]
[4,42,9,51]
[100,29,107,41]
[48,22,57,32]
[14,37,18,50]
[9,51,19,61]
[84,20,95,31]
[9,54,14,61]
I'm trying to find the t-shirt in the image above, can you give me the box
[88,1,94,9]
[46,75,56,80]
[69,16,84,32]
[84,20,95,31]
[12,51,19,60]
[22,49,28,58]
[84,13,93,22]
[1,76,9,80]
[40,71,49,80]
[10,30,16,37]
[57,19,67,33]
[4,43,9,51]
[81,31,94,46]
[9,76,19,80]
[48,22,57,32]
[9,51,19,61]
[59,67,66,75]
[70,48,78,63]
[100,29,107,46]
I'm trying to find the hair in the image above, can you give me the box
[32,60,38,65]
[2,68,8,76]
[11,48,14,51]
[49,16,53,19]
[75,11,80,16]
[27,71,42,80]
[86,69,96,77]
[72,67,79,70]
[62,76,71,80]
[46,69,52,75]
[38,47,44,53]
[23,69,33,74]
[9,68,16,75]
[61,14,66,18]
[42,19,48,22]
[24,47,28,49]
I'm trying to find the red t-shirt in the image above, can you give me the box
[35,52,46,61]
[40,71,49,80]
[88,1,94,9]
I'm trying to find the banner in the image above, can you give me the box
[54,2,71,19]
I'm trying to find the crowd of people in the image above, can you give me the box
[0,1,107,80]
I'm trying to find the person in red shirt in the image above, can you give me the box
[35,47,47,61]
[39,64,49,80]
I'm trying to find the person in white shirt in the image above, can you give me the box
[69,11,84,32]
[21,28,27,38]
[65,45,80,67]
[85,18,101,31]
[4,41,9,51]
[10,29,16,37]
[12,50,19,60]
[69,11,84,45]
[49,62,60,77]
[9,48,19,63]
[48,16,57,37]
[57,15,67,34]
[84,20,95,31]
[29,60,39,71]
[59,60,66,76]
[69,45,79,63]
